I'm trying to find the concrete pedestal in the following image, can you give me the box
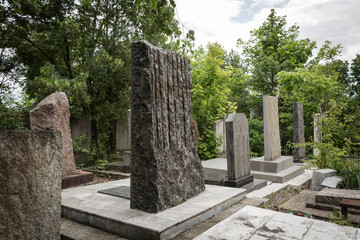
[250,156,304,183]
[62,178,246,240]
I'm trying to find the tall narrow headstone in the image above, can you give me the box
[214,118,226,156]
[263,95,281,161]
[0,130,62,239]
[225,113,253,187]
[293,102,306,162]
[130,40,205,213]
[314,113,322,156]
[30,92,76,176]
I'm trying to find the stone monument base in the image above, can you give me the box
[62,170,94,189]
[225,174,254,188]
[202,158,267,192]
[250,156,304,183]
[61,178,246,240]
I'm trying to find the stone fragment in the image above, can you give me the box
[293,102,306,162]
[311,168,337,191]
[0,130,62,240]
[321,176,343,189]
[30,92,76,176]
[263,95,281,161]
[225,113,253,187]
[130,40,205,213]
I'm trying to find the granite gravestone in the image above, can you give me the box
[130,40,205,213]
[30,92,76,176]
[293,102,306,162]
[0,130,62,239]
[225,113,253,187]
[314,113,322,157]
[263,95,281,161]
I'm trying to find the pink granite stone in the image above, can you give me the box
[30,92,76,176]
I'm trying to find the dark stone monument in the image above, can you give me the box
[0,130,62,239]
[293,102,306,162]
[225,113,253,187]
[130,40,205,213]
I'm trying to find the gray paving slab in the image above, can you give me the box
[194,206,359,240]
[61,178,246,240]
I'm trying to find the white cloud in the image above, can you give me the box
[175,0,360,62]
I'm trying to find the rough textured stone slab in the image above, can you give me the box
[226,113,250,180]
[130,40,205,213]
[263,95,281,161]
[30,92,76,176]
[311,168,337,191]
[0,130,62,240]
[293,102,306,162]
[98,186,130,199]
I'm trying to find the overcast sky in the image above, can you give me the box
[175,0,360,62]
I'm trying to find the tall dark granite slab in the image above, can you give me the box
[130,40,205,213]
[293,102,306,162]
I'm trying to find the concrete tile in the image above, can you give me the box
[246,182,286,198]
[259,220,308,239]
[309,220,358,239]
[304,229,349,240]
[271,211,314,227]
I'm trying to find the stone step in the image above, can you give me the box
[251,165,304,183]
[82,168,130,180]
[315,188,360,205]
[250,156,294,173]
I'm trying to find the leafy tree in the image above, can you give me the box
[1,0,186,165]
[237,9,316,96]
[191,43,237,160]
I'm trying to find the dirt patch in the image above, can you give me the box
[264,181,310,212]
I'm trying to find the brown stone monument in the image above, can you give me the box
[130,40,205,213]
[30,92,93,188]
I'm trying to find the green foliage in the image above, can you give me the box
[248,118,264,157]
[1,0,186,164]
[73,134,120,170]
[238,9,316,96]
[191,43,237,160]
[329,209,352,226]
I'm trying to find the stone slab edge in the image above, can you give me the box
[251,166,304,183]
[61,188,246,240]
[250,156,293,173]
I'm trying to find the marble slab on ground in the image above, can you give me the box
[195,205,360,240]
[61,178,246,240]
